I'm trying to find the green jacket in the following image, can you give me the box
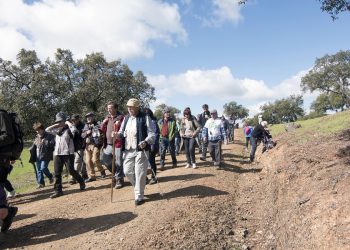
[158,118,177,141]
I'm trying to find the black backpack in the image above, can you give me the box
[0,110,24,160]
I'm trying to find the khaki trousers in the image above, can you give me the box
[85,144,104,178]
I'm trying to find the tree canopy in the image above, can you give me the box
[301,50,350,110]
[153,104,181,121]
[223,101,249,123]
[260,95,304,124]
[0,49,155,136]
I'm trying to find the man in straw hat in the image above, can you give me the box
[116,98,155,205]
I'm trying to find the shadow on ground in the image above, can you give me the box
[1,212,136,248]
[146,184,228,202]
[158,173,214,183]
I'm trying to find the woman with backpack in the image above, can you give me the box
[243,121,253,150]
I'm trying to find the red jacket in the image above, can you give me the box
[101,113,124,148]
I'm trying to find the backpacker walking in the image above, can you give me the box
[0,109,18,233]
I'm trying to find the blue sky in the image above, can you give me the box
[0,0,349,117]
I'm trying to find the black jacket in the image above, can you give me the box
[251,124,268,139]
[30,132,55,162]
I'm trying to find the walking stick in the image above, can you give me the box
[111,136,116,202]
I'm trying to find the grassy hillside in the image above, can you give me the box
[270,109,350,140]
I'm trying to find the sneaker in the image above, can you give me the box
[213,162,220,166]
[149,177,158,185]
[192,163,197,169]
[172,163,177,168]
[50,191,63,199]
[7,190,16,198]
[115,179,124,189]
[82,174,89,180]
[80,182,86,191]
[84,177,96,183]
[100,170,106,179]
[135,199,145,206]
[36,184,45,189]
[146,176,150,185]
[159,165,165,171]
[1,206,18,233]
[185,163,191,168]
[199,156,206,161]
[49,178,54,184]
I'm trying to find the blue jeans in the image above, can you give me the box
[36,160,53,185]
[159,138,177,166]
[101,145,124,180]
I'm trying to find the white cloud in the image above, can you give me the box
[206,0,243,26]
[148,66,318,115]
[0,0,187,61]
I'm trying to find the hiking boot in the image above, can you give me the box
[80,182,86,191]
[192,163,197,169]
[149,177,158,185]
[135,199,145,206]
[100,170,106,179]
[1,206,18,233]
[84,177,96,183]
[200,156,206,161]
[7,190,16,198]
[36,184,45,189]
[185,163,191,168]
[69,179,77,185]
[115,179,124,189]
[50,191,63,199]
[49,178,54,184]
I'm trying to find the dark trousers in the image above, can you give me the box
[183,137,196,164]
[208,140,222,164]
[0,159,10,207]
[0,163,14,192]
[159,138,177,166]
[54,155,83,192]
[250,137,258,161]
[0,185,7,208]
[149,147,158,178]
[245,137,251,148]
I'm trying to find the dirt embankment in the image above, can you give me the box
[1,129,349,249]
[236,128,350,249]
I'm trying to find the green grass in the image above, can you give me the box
[270,109,350,141]
[7,145,55,194]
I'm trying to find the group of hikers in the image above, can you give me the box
[0,99,274,234]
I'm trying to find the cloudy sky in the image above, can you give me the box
[0,0,349,116]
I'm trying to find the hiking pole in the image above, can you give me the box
[142,149,165,198]
[110,137,116,203]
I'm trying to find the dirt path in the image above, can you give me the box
[2,129,349,249]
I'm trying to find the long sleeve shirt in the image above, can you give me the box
[202,118,226,142]
[46,125,77,155]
